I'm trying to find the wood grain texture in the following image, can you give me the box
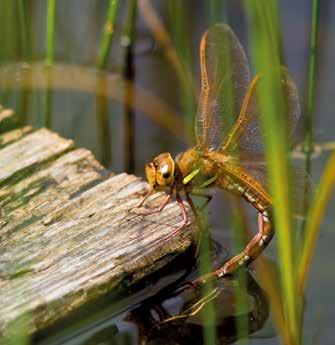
[0,128,195,335]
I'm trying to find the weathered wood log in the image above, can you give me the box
[0,127,195,336]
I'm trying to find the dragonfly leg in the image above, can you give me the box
[185,192,198,217]
[126,188,173,224]
[129,187,154,211]
[133,191,173,216]
[185,191,210,256]
[162,191,191,242]
[192,208,273,285]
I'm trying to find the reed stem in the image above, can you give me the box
[304,0,319,175]
[198,215,217,345]
[96,0,120,166]
[138,0,196,140]
[17,0,31,125]
[97,0,120,70]
[304,0,319,202]
[122,0,137,173]
[207,0,224,24]
[167,0,195,135]
[45,0,57,128]
[46,0,56,65]
[247,0,298,342]
[18,0,29,59]
[297,151,335,294]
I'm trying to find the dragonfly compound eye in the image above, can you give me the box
[156,161,175,186]
[160,164,171,179]
[152,153,174,186]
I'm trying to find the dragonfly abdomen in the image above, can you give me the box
[219,174,270,211]
[213,172,274,275]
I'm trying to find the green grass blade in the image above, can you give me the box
[304,0,320,175]
[198,215,217,345]
[167,0,196,133]
[230,202,250,344]
[138,0,196,143]
[297,151,335,294]
[207,0,224,24]
[97,0,120,70]
[96,0,120,165]
[45,0,57,128]
[122,0,137,172]
[46,0,56,65]
[246,0,298,343]
[0,2,19,61]
[18,0,30,59]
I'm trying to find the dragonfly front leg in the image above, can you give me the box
[133,189,173,216]
[126,188,173,227]
[130,187,154,211]
[162,191,191,242]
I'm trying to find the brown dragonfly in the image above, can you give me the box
[134,24,299,284]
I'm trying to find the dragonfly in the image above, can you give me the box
[134,24,299,284]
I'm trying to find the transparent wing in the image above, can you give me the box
[232,154,313,219]
[221,67,300,154]
[225,67,307,218]
[195,24,250,150]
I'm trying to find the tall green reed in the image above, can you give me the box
[0,1,20,61]
[96,0,120,166]
[304,0,319,176]
[229,201,250,345]
[18,0,30,59]
[122,0,137,172]
[46,0,56,66]
[198,213,217,345]
[97,0,120,70]
[298,151,335,294]
[296,0,320,334]
[247,0,299,343]
[44,0,57,128]
[216,16,251,343]
[167,0,196,135]
[0,1,23,110]
[207,0,224,24]
[138,0,195,145]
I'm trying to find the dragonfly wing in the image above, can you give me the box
[195,24,250,150]
[235,154,313,219]
[222,67,300,154]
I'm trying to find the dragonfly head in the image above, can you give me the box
[145,153,175,188]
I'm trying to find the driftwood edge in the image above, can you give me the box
[0,109,195,336]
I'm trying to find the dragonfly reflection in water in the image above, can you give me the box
[134,24,299,284]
